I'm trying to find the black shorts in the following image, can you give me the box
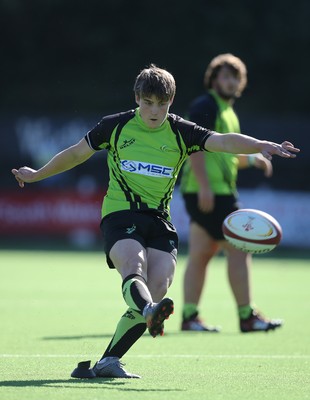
[100,210,179,268]
[182,193,239,240]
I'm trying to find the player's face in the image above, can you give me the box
[213,66,240,100]
[136,94,173,129]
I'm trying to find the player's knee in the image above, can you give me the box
[149,276,172,302]
[190,248,215,266]
[116,254,146,277]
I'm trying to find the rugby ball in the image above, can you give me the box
[222,209,282,254]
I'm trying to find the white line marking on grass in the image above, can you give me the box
[1,354,309,359]
[133,354,310,359]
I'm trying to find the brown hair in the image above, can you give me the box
[204,53,247,97]
[134,64,176,102]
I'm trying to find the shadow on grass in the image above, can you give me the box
[42,334,112,340]
[42,331,239,341]
[0,378,184,392]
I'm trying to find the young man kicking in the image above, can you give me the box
[12,64,299,378]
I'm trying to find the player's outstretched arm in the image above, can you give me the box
[12,138,95,188]
[205,132,300,160]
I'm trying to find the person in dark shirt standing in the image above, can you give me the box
[180,54,282,333]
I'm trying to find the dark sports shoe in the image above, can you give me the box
[71,360,96,379]
[92,357,141,378]
[240,309,283,333]
[181,316,220,332]
[144,298,174,338]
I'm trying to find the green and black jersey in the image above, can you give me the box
[180,89,240,195]
[85,108,212,220]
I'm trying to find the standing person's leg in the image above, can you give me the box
[182,222,219,331]
[222,242,252,308]
[222,240,283,333]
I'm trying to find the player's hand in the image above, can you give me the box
[260,141,300,160]
[11,167,38,188]
[253,154,273,178]
[281,141,300,156]
[198,187,214,213]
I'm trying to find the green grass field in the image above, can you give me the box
[1,250,309,400]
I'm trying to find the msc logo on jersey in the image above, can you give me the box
[121,160,173,178]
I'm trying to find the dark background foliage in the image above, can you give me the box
[1,0,309,190]
[1,0,309,115]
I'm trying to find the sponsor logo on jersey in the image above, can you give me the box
[120,138,135,149]
[122,309,136,320]
[160,145,179,153]
[121,160,173,178]
[126,224,136,234]
[169,240,175,248]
